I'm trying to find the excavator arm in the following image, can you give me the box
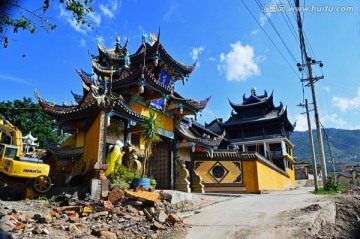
[0,117,24,156]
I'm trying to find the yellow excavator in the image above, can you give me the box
[0,116,52,195]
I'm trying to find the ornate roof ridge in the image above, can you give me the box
[170,93,211,111]
[130,41,196,75]
[92,60,118,74]
[97,39,128,60]
[175,123,222,148]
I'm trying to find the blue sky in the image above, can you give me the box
[1,0,360,131]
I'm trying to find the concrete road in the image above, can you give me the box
[184,188,323,239]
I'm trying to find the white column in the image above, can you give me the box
[281,141,286,156]
[242,144,246,152]
[263,142,267,157]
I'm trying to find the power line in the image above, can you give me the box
[277,0,299,43]
[239,0,300,78]
[254,0,299,65]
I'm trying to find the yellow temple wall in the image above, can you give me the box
[76,132,85,147]
[60,132,85,148]
[255,161,296,192]
[194,160,243,184]
[242,161,259,193]
[83,114,101,173]
[132,102,173,132]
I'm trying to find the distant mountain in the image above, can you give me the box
[291,129,360,165]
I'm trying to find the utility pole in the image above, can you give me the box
[295,0,327,186]
[322,126,337,184]
[298,99,319,191]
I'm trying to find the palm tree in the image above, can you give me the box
[140,111,161,178]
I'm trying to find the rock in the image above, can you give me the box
[127,205,139,214]
[69,223,82,235]
[13,222,26,231]
[152,221,166,230]
[155,210,167,223]
[49,210,60,218]
[168,214,179,225]
[103,200,113,209]
[68,213,79,223]
[32,214,47,223]
[64,210,76,216]
[125,190,159,203]
[42,228,50,235]
[108,187,125,205]
[32,226,42,234]
[143,208,153,221]
[158,191,172,202]
[135,185,147,192]
[99,231,117,239]
[56,206,81,213]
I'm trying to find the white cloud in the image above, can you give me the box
[59,5,89,34]
[99,0,120,18]
[320,114,347,128]
[163,5,177,21]
[332,88,360,112]
[0,73,31,85]
[217,41,260,81]
[209,57,217,62]
[138,25,145,34]
[251,29,259,35]
[80,39,86,48]
[97,35,105,45]
[259,14,268,27]
[294,114,310,131]
[198,108,217,125]
[100,5,114,18]
[190,46,204,61]
[324,87,330,92]
[87,12,101,26]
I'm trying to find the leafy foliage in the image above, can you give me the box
[108,164,141,190]
[0,0,94,47]
[140,111,161,178]
[0,97,62,147]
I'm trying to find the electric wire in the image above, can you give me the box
[254,0,298,65]
[239,0,301,78]
[276,0,299,43]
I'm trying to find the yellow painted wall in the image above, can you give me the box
[194,160,242,184]
[61,132,85,148]
[286,167,296,187]
[195,159,295,193]
[256,161,296,191]
[337,176,351,186]
[76,132,85,147]
[83,114,101,173]
[242,161,259,193]
[132,102,173,132]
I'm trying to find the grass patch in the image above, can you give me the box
[310,184,346,195]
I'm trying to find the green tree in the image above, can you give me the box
[0,0,94,47]
[0,97,61,147]
[140,111,161,178]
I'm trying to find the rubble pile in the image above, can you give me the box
[341,185,360,195]
[0,187,194,239]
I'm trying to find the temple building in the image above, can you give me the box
[35,32,220,193]
[194,88,297,193]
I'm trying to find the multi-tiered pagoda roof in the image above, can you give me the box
[206,88,294,143]
[36,31,215,148]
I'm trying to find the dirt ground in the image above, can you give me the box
[266,194,360,239]
[1,190,360,239]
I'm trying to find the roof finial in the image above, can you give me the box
[251,87,256,96]
[157,27,161,43]
[116,36,121,49]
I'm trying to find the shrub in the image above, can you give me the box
[108,164,141,190]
